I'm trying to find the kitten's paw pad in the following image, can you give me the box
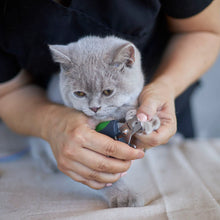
[125,109,137,121]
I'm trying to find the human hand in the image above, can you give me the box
[42,106,145,189]
[134,81,177,149]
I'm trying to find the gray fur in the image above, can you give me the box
[30,36,148,207]
[48,36,144,120]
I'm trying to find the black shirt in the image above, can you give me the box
[0,0,213,87]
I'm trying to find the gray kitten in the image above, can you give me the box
[30,36,160,207]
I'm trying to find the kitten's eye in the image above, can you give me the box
[74,91,86,97]
[103,89,113,96]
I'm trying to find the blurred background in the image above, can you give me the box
[192,54,220,138]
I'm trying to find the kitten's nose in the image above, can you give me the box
[90,106,101,113]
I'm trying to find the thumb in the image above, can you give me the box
[137,99,159,121]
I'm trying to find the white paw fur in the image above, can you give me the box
[126,109,160,135]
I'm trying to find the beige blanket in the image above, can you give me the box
[0,122,220,220]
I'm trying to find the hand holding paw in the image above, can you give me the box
[133,81,177,149]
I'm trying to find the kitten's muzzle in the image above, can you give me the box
[90,106,101,113]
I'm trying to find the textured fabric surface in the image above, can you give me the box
[0,122,220,220]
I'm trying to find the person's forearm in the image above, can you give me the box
[0,83,67,140]
[151,32,220,98]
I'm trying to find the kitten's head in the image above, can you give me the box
[49,36,144,120]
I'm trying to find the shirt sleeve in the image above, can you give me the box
[0,48,21,83]
[161,0,213,18]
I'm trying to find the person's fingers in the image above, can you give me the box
[65,170,106,190]
[134,99,177,149]
[134,129,167,149]
[83,129,145,160]
[66,146,132,174]
[134,119,176,149]
[59,159,121,183]
[137,100,159,121]
[130,136,148,149]
[137,87,162,120]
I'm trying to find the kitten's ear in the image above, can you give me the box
[112,43,136,68]
[48,45,72,64]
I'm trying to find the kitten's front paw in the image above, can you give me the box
[108,190,145,208]
[102,180,145,208]
[125,110,160,135]
[141,115,160,135]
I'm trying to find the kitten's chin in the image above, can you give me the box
[81,111,112,121]
[93,115,115,121]
[93,112,125,121]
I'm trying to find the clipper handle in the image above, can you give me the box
[95,120,133,146]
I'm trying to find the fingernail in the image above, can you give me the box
[120,172,127,177]
[131,160,134,165]
[137,113,148,122]
[106,183,112,187]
